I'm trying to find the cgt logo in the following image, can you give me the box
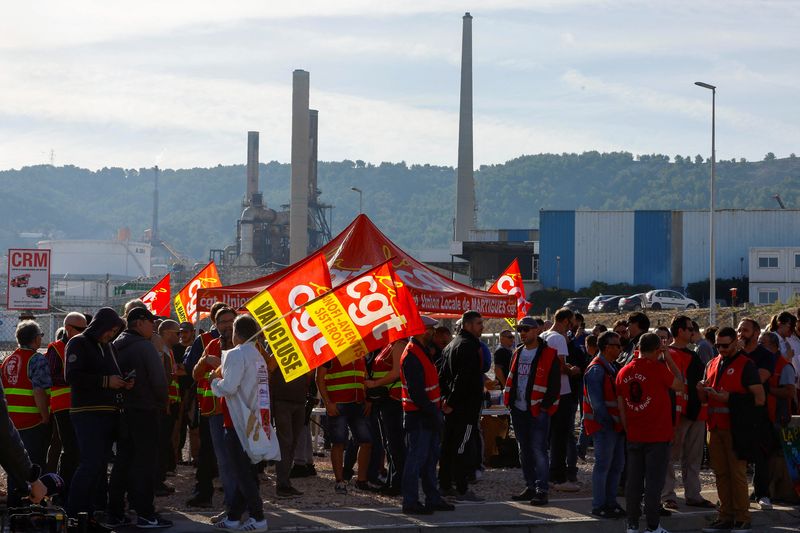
[346,276,406,341]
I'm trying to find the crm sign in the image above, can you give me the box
[7,249,51,310]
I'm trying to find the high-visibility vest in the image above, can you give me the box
[400,339,441,412]
[197,333,220,416]
[767,354,791,425]
[503,344,560,417]
[706,354,749,430]
[47,339,71,413]
[323,358,366,404]
[372,342,402,402]
[582,356,622,435]
[165,348,180,405]
[1,348,43,430]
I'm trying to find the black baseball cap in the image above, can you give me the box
[126,307,155,323]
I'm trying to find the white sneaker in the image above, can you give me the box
[645,526,670,533]
[238,517,268,532]
[210,511,228,524]
[757,496,772,510]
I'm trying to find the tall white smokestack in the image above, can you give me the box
[246,131,259,204]
[454,12,475,242]
[290,69,311,263]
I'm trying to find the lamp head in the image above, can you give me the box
[694,81,716,90]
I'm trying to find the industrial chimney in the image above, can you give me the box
[454,12,475,242]
[246,131,259,205]
[290,70,311,263]
[309,109,319,201]
[151,166,159,243]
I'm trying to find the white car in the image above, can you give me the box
[587,295,620,313]
[644,290,699,310]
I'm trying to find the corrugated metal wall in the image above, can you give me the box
[539,211,575,290]
[634,211,672,288]
[574,211,634,289]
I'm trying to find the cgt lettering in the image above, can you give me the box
[346,276,406,341]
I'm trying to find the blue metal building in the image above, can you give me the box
[539,209,800,291]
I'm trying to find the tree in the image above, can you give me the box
[695,155,704,164]
[764,152,776,161]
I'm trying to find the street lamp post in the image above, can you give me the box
[695,81,716,325]
[556,255,561,290]
[350,187,363,214]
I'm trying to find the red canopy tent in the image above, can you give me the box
[197,214,515,317]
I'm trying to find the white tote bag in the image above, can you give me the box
[240,362,281,463]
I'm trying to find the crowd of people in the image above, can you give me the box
[1,299,799,533]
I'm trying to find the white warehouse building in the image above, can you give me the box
[749,247,800,305]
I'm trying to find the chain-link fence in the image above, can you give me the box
[0,311,67,359]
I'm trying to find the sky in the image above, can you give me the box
[1,0,798,170]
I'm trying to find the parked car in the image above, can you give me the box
[588,295,620,313]
[618,293,645,312]
[562,297,591,313]
[596,295,623,313]
[644,289,699,310]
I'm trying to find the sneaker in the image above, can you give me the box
[426,500,455,512]
[87,520,115,533]
[454,490,485,503]
[276,485,304,498]
[334,481,347,495]
[305,464,317,476]
[592,507,613,518]
[511,487,537,501]
[101,514,132,528]
[214,519,240,530]
[662,499,678,510]
[554,481,580,492]
[701,519,734,532]
[210,511,227,524]
[731,522,751,533]
[355,480,382,492]
[757,496,772,510]
[136,515,173,529]
[529,492,548,506]
[237,517,268,532]
[401,502,432,515]
[645,526,670,533]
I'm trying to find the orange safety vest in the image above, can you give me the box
[197,333,220,416]
[705,354,749,431]
[323,358,366,405]
[766,354,791,425]
[1,348,43,430]
[372,342,402,402]
[400,340,441,412]
[582,356,622,435]
[48,339,71,413]
[503,344,560,417]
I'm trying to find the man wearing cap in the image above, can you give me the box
[439,310,485,502]
[504,316,561,505]
[1,319,53,506]
[108,307,172,528]
[46,311,88,497]
[400,315,455,514]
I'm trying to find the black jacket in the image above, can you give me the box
[440,330,483,420]
[0,381,35,490]
[65,307,126,413]
[113,330,169,412]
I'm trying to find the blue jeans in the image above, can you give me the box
[209,414,237,510]
[327,402,372,444]
[591,428,626,509]
[510,407,550,494]
[402,412,441,507]
[67,412,118,517]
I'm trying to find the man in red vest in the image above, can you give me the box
[1,319,52,506]
[316,356,373,496]
[45,311,87,496]
[583,330,625,518]
[504,316,561,506]
[698,327,764,533]
[661,315,712,510]
[399,315,455,515]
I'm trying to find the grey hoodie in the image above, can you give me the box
[113,330,169,411]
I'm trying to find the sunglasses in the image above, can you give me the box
[68,324,87,332]
[714,342,733,349]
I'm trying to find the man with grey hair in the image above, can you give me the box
[1,319,52,506]
[46,311,87,497]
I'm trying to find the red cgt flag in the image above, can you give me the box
[245,253,335,382]
[174,261,221,323]
[306,260,425,365]
[141,273,171,317]
[488,258,531,322]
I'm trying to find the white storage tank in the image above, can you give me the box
[37,239,151,278]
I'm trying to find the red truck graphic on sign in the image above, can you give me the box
[25,286,48,299]
[10,274,30,288]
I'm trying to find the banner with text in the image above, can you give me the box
[6,249,51,311]
[306,261,425,365]
[141,273,171,317]
[174,262,221,323]
[488,258,531,326]
[246,254,334,382]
